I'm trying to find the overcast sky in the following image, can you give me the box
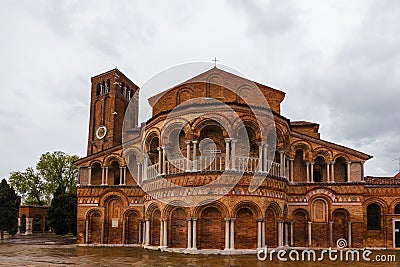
[0,0,399,179]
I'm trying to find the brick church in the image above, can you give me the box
[75,66,400,252]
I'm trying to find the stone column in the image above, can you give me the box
[330,162,335,183]
[119,167,123,185]
[263,144,268,172]
[163,220,168,247]
[26,218,33,235]
[145,219,150,245]
[143,157,148,181]
[231,139,237,171]
[258,143,263,172]
[84,219,89,243]
[192,218,197,249]
[310,163,314,182]
[101,220,105,244]
[290,222,294,247]
[326,163,330,182]
[308,221,312,247]
[185,140,191,172]
[306,162,310,182]
[289,159,294,182]
[159,219,164,246]
[230,218,235,250]
[277,221,283,247]
[224,218,230,250]
[329,221,333,247]
[157,147,162,174]
[88,167,92,185]
[284,222,289,246]
[105,167,109,185]
[257,221,262,249]
[162,146,166,175]
[123,167,126,185]
[347,162,351,182]
[138,221,142,244]
[101,167,105,185]
[192,140,198,172]
[279,151,285,177]
[225,138,231,170]
[187,219,192,249]
[122,219,126,244]
[261,220,266,247]
[348,221,352,247]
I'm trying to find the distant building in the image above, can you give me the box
[75,67,400,252]
[18,205,48,235]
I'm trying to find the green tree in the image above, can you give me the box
[48,189,77,236]
[9,151,80,205]
[0,179,20,239]
[37,151,80,195]
[9,167,49,205]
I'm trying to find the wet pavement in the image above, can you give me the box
[0,234,399,266]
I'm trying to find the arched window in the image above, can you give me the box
[395,204,400,214]
[367,204,381,230]
[96,83,101,96]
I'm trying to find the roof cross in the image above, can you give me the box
[212,57,219,67]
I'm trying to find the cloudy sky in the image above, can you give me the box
[0,0,399,179]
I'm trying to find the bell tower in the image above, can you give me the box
[87,68,139,156]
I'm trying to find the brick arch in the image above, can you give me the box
[145,202,160,218]
[85,208,103,220]
[191,116,232,139]
[193,200,230,218]
[103,154,124,166]
[143,128,161,151]
[231,117,261,139]
[305,188,337,202]
[197,205,225,249]
[333,154,350,162]
[389,199,400,214]
[290,140,312,160]
[123,147,142,161]
[232,201,262,219]
[123,208,142,219]
[99,190,129,207]
[310,196,330,222]
[363,198,389,214]
[176,87,193,105]
[162,201,189,219]
[265,201,282,218]
[161,119,191,141]
[89,160,103,167]
[312,147,333,161]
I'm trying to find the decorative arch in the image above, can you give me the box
[333,154,350,162]
[193,200,230,218]
[143,129,161,151]
[312,147,333,161]
[124,208,141,244]
[176,87,193,105]
[191,115,232,138]
[390,199,400,214]
[265,201,282,217]
[232,201,262,219]
[310,197,329,222]
[103,154,124,166]
[99,190,129,207]
[290,140,312,159]
[332,208,350,247]
[145,202,162,218]
[305,188,337,202]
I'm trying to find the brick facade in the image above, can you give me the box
[75,67,400,252]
